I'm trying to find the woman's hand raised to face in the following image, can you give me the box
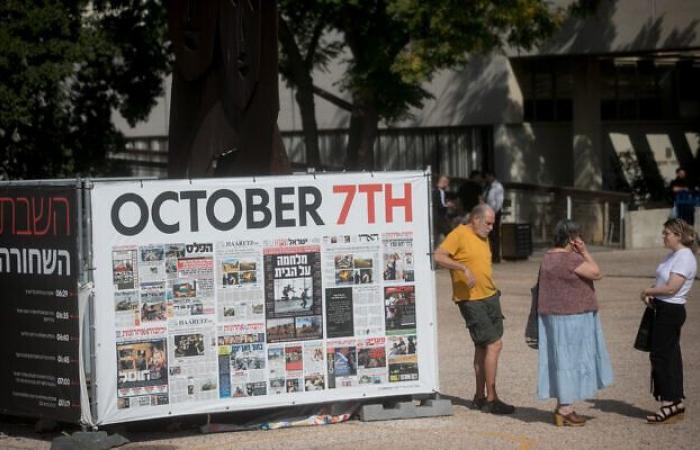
[571,237,587,254]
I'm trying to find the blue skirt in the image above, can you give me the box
[538,312,614,404]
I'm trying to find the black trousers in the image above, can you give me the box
[649,300,686,402]
[488,211,502,262]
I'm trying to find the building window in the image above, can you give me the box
[678,60,700,119]
[516,59,573,122]
[600,59,700,121]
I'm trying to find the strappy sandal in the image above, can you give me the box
[646,402,685,424]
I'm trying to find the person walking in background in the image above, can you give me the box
[432,174,451,245]
[434,204,515,415]
[537,219,613,427]
[669,168,695,225]
[641,218,697,424]
[458,170,483,220]
[670,168,690,208]
[482,172,504,263]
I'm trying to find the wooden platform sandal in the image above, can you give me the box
[646,402,685,424]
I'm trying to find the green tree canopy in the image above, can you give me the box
[279,0,566,169]
[0,0,170,180]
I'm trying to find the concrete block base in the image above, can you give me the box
[359,399,453,422]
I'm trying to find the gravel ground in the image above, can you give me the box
[1,247,697,450]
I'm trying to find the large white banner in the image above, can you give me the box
[90,171,437,424]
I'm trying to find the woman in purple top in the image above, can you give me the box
[537,219,614,427]
[640,218,697,424]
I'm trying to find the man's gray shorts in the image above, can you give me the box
[457,292,504,346]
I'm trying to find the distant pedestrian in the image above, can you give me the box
[432,175,451,245]
[434,204,515,415]
[670,168,690,203]
[536,219,613,427]
[670,168,695,225]
[640,218,697,424]
[482,172,504,263]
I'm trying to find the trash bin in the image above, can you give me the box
[501,223,532,260]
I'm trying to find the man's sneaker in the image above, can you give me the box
[481,399,515,415]
[472,396,486,410]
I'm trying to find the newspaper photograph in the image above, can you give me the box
[267,346,286,394]
[114,290,141,328]
[217,323,267,398]
[387,334,419,383]
[139,281,168,323]
[138,245,166,283]
[113,246,138,290]
[164,244,186,279]
[264,241,323,343]
[265,342,310,394]
[384,285,416,335]
[116,338,168,410]
[322,234,380,288]
[216,240,264,323]
[217,240,261,288]
[168,320,219,403]
[332,253,376,285]
[167,249,215,318]
[357,337,388,385]
[326,339,358,389]
[303,341,325,391]
[382,232,415,283]
[284,345,303,393]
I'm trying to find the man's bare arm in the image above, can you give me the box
[433,247,475,288]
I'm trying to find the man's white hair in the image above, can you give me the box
[469,204,494,222]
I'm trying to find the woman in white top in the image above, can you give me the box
[640,218,698,424]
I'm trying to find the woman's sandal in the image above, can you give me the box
[646,402,685,424]
[554,410,586,427]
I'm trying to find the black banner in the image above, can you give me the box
[0,185,82,422]
[325,288,354,338]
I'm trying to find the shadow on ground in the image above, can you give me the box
[440,395,553,425]
[586,399,650,419]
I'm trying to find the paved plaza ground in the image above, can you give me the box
[1,247,698,449]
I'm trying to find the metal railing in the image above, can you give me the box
[501,182,630,247]
[110,135,169,178]
[117,125,490,178]
[282,125,490,176]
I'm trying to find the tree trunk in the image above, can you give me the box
[277,16,321,169]
[345,102,378,170]
[295,81,321,168]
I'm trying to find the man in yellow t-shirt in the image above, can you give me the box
[434,204,514,415]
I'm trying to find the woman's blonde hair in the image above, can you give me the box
[663,218,698,253]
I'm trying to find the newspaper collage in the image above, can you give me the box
[111,231,419,409]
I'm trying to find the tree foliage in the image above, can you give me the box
[0,0,170,180]
[279,0,565,169]
[278,0,343,167]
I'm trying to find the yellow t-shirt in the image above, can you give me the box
[439,224,497,302]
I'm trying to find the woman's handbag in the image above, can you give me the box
[524,268,541,349]
[633,306,655,352]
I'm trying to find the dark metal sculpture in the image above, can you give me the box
[166,0,290,178]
